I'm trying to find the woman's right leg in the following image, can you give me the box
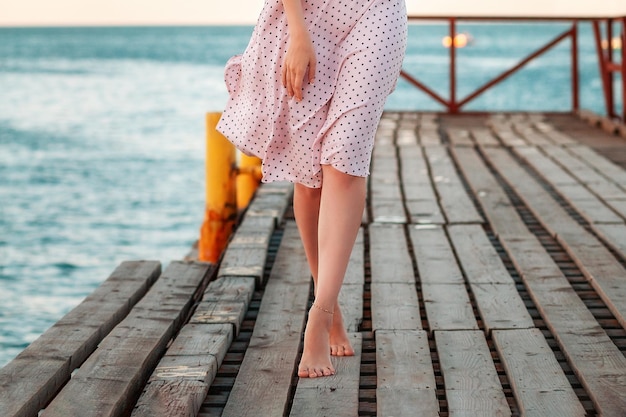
[294,183,355,360]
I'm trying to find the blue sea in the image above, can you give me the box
[0,23,612,366]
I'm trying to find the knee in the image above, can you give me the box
[295,183,322,200]
[322,165,366,188]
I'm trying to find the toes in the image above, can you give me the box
[323,367,335,376]
[298,368,310,378]
[330,345,338,356]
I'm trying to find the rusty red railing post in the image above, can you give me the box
[449,17,458,113]
[571,21,579,112]
[593,20,613,118]
[621,16,626,124]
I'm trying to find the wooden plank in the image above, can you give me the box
[217,245,267,287]
[419,126,442,146]
[448,224,534,332]
[400,145,446,225]
[371,153,406,223]
[425,146,483,224]
[244,187,292,225]
[371,283,421,331]
[471,128,500,147]
[369,224,414,284]
[535,125,577,146]
[493,329,585,417]
[451,145,530,239]
[592,223,626,260]
[512,123,552,146]
[202,276,256,309]
[566,145,626,192]
[289,333,362,417]
[190,300,247,336]
[436,330,511,416]
[452,146,626,417]
[482,147,626,329]
[41,261,212,417]
[0,260,162,417]
[447,128,474,146]
[132,324,233,417]
[513,146,624,224]
[540,144,626,197]
[514,145,578,185]
[376,330,439,417]
[409,226,477,331]
[490,125,528,147]
[221,222,311,417]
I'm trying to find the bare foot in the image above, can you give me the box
[330,304,355,357]
[298,305,335,378]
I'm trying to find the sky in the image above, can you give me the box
[0,0,624,26]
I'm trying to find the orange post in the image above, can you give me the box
[236,154,263,210]
[198,112,237,263]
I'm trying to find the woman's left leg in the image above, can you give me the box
[297,165,366,378]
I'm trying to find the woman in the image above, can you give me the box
[217,0,407,378]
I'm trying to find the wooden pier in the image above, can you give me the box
[1,111,626,417]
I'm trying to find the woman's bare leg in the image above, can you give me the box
[296,165,365,378]
[293,183,356,358]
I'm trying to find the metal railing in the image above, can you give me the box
[402,15,625,121]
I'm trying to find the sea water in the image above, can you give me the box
[0,23,612,366]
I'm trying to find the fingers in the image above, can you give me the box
[308,57,316,84]
[281,60,316,102]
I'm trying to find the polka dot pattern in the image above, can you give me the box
[217,0,407,188]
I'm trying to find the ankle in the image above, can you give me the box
[311,302,334,315]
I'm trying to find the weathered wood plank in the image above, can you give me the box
[371,283,421,331]
[512,123,552,146]
[566,145,626,192]
[436,330,511,416]
[409,226,478,331]
[425,146,483,224]
[0,260,162,417]
[369,224,414,284]
[190,300,247,335]
[471,128,500,147]
[132,324,233,417]
[41,261,212,417]
[376,330,439,417]
[592,223,626,260]
[489,124,528,147]
[513,145,624,224]
[221,222,311,417]
[399,145,446,225]
[539,144,626,198]
[448,224,534,332]
[482,146,626,328]
[371,152,406,223]
[418,127,441,146]
[447,128,474,146]
[368,223,421,330]
[493,328,585,417]
[451,145,530,239]
[244,185,292,225]
[449,141,626,416]
[289,333,362,417]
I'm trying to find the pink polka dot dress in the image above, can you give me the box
[217,0,407,188]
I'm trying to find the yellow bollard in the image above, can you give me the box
[198,112,237,263]
[236,154,263,211]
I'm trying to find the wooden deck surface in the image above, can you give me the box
[1,112,626,417]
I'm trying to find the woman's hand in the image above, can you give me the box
[281,31,316,102]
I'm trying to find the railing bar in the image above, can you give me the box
[456,28,574,110]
